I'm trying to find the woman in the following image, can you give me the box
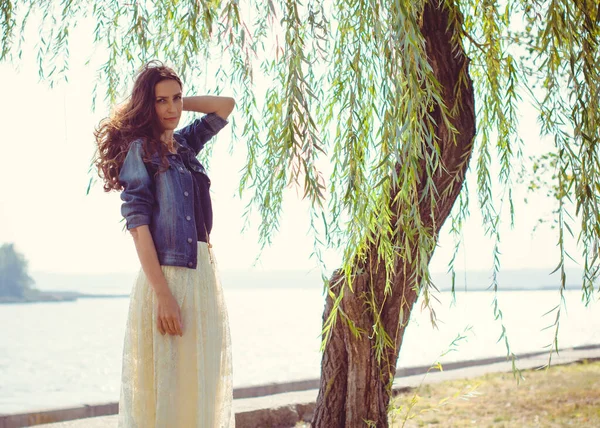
[94,60,236,427]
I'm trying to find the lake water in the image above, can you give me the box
[1,288,599,414]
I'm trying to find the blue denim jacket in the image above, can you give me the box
[119,113,228,269]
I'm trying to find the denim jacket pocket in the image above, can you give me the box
[182,151,208,177]
[145,153,173,178]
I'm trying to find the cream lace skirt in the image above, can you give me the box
[118,242,234,428]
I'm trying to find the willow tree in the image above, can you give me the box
[2,0,599,426]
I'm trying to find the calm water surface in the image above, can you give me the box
[0,288,598,413]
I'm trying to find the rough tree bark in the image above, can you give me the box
[312,2,476,427]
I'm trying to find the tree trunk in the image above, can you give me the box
[312,2,476,427]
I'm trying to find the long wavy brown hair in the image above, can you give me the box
[94,60,182,192]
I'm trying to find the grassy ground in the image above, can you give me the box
[389,359,600,427]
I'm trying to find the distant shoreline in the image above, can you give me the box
[436,285,584,292]
[0,290,129,304]
[0,284,585,304]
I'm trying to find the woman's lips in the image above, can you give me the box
[165,117,178,121]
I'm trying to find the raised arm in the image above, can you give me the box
[176,95,235,155]
[183,95,235,120]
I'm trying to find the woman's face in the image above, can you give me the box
[154,79,183,133]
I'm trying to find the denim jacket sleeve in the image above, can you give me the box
[175,112,229,155]
[119,140,155,230]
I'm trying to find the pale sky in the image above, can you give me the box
[0,14,583,277]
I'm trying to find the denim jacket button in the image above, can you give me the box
[186,216,191,221]
[187,238,193,243]
[184,191,189,197]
